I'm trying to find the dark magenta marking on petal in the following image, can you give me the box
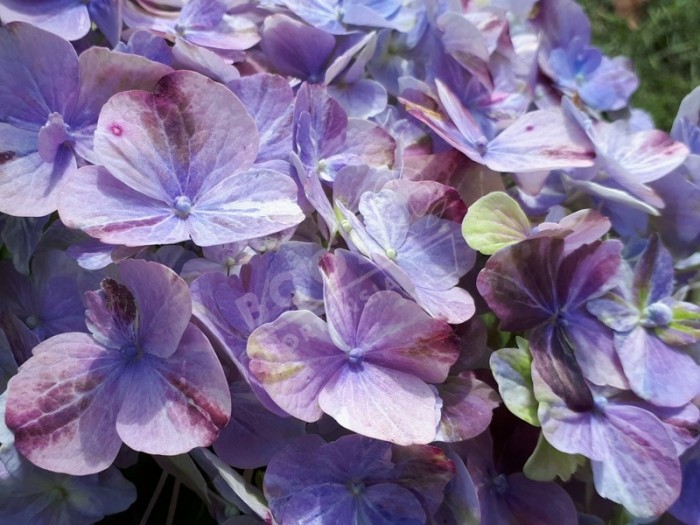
[101,278,137,327]
[0,151,16,164]
[163,371,230,430]
[525,125,535,132]
[110,124,123,136]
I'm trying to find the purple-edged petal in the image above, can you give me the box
[596,121,688,185]
[116,259,192,358]
[228,73,294,164]
[435,372,499,442]
[0,22,79,124]
[5,333,123,475]
[0,124,75,217]
[185,168,304,246]
[319,250,399,350]
[412,285,476,325]
[71,47,172,160]
[115,324,230,455]
[0,2,90,42]
[590,404,681,518]
[357,291,459,383]
[94,70,258,201]
[564,312,628,389]
[247,311,345,422]
[260,14,335,80]
[213,381,306,469]
[616,326,700,407]
[485,110,595,173]
[319,362,441,445]
[59,165,190,247]
[632,235,674,306]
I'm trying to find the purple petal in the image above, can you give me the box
[0,22,79,124]
[5,333,123,475]
[397,215,474,290]
[247,310,345,422]
[228,73,294,164]
[94,70,258,201]
[616,326,700,407]
[485,110,596,173]
[564,312,628,389]
[632,235,674,306]
[557,239,622,310]
[590,404,681,518]
[477,237,561,331]
[0,2,90,42]
[185,168,304,246]
[0,124,75,217]
[319,362,441,445]
[319,250,400,350]
[88,0,123,47]
[213,381,306,469]
[71,47,172,157]
[411,285,476,325]
[328,79,388,119]
[358,291,459,383]
[530,324,595,412]
[59,165,190,246]
[260,14,335,80]
[115,324,231,455]
[359,190,411,254]
[670,444,700,524]
[495,473,578,525]
[116,259,192,358]
[435,372,499,442]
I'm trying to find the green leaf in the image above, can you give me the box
[523,433,585,482]
[461,191,531,255]
[489,337,539,426]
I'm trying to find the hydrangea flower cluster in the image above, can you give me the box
[1,0,699,523]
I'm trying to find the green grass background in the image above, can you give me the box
[578,0,700,131]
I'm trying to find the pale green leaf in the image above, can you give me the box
[461,191,530,255]
[489,337,539,426]
[523,432,585,482]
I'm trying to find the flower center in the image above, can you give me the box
[348,347,365,365]
[173,195,192,218]
[641,302,673,328]
[492,474,508,495]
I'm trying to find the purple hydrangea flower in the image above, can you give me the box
[59,70,305,247]
[247,250,460,444]
[588,236,700,406]
[5,259,231,475]
[0,22,172,217]
[264,434,455,524]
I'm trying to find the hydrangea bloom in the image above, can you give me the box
[59,70,304,247]
[5,259,230,475]
[247,250,460,445]
[0,22,171,217]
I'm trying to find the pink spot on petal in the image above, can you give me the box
[110,124,123,136]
